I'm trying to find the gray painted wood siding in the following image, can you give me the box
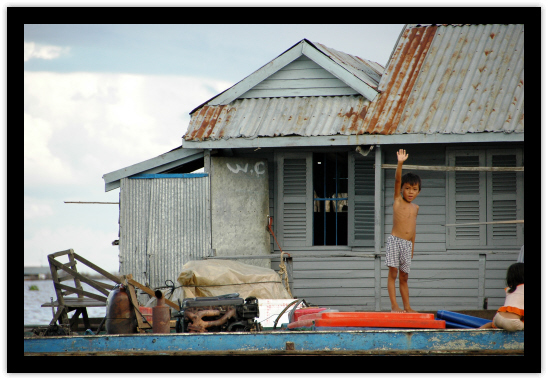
[380,254,481,310]
[290,256,377,311]
[239,56,359,98]
[484,253,520,308]
[384,145,447,253]
[263,144,522,312]
[271,251,518,312]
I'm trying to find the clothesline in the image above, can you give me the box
[382,164,523,172]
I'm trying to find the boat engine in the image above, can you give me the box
[175,294,261,333]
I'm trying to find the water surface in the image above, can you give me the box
[24,279,116,325]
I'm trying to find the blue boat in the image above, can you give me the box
[24,328,523,356]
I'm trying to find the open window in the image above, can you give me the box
[313,152,348,246]
[276,150,375,249]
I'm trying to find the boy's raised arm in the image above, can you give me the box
[394,149,408,200]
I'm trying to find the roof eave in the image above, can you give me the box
[102,147,204,192]
[182,132,523,150]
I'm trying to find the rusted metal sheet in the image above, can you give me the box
[360,25,438,135]
[359,24,524,136]
[184,96,372,141]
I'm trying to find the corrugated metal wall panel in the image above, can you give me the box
[119,177,211,291]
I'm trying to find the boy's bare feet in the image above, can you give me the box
[391,307,406,313]
[404,308,418,313]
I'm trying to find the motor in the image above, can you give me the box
[174,294,261,333]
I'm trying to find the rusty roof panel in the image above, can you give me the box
[358,25,438,135]
[184,96,372,141]
[359,24,524,135]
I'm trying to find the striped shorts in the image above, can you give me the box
[385,235,413,273]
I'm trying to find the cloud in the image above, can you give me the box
[24,112,76,186]
[24,71,232,273]
[24,196,54,220]
[24,224,120,273]
[24,71,232,188]
[24,42,70,62]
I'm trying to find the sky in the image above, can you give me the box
[24,24,406,274]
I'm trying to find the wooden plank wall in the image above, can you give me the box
[241,145,521,312]
[240,56,359,98]
[484,253,518,308]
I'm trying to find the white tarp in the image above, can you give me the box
[175,259,292,300]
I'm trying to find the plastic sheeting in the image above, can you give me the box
[176,259,292,300]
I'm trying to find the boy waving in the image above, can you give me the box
[386,149,421,313]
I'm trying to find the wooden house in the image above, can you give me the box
[103,24,524,312]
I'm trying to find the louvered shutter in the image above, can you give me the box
[487,150,523,246]
[348,153,375,246]
[447,151,487,247]
[276,152,313,247]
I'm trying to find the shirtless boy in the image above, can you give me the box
[386,149,421,313]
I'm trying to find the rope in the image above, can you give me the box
[267,216,293,298]
[155,279,183,299]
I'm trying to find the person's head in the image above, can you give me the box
[506,262,524,293]
[401,172,421,203]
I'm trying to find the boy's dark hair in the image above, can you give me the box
[401,172,421,191]
[506,262,524,293]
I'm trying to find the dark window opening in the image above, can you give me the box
[313,152,348,245]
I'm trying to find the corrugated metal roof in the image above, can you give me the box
[359,24,524,135]
[185,96,371,141]
[309,41,384,89]
[183,25,523,142]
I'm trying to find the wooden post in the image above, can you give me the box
[124,274,152,333]
[286,256,294,297]
[68,249,84,299]
[478,254,487,310]
[48,255,70,327]
[374,145,383,312]
[374,255,381,312]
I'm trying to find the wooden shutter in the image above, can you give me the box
[447,151,487,247]
[276,152,313,247]
[487,150,523,246]
[348,153,375,246]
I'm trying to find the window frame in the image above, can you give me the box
[275,149,378,251]
[446,147,524,249]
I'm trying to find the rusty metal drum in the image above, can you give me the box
[105,284,137,334]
